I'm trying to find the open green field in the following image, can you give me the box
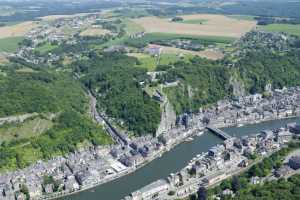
[92,18,143,49]
[35,43,58,54]
[0,36,23,53]
[137,32,235,43]
[0,116,53,144]
[259,24,300,37]
[123,19,145,35]
[124,32,235,48]
[179,19,208,24]
[129,52,192,71]
[227,15,256,21]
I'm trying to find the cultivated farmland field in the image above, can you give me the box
[80,28,111,36]
[0,21,38,38]
[158,45,224,60]
[132,14,256,38]
[0,37,23,52]
[259,24,300,37]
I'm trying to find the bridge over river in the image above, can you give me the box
[206,126,232,140]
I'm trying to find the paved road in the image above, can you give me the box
[88,91,129,146]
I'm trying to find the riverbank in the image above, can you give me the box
[48,115,299,200]
[58,116,300,200]
[3,88,300,200]
[125,122,298,200]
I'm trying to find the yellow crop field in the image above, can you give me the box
[0,21,38,38]
[132,14,256,38]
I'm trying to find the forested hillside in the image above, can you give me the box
[0,68,88,117]
[158,58,230,114]
[0,66,112,171]
[236,49,300,93]
[74,53,161,136]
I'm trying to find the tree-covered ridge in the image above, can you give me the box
[0,69,88,117]
[75,53,161,136]
[158,58,231,114]
[236,49,300,94]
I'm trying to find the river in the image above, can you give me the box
[60,117,300,200]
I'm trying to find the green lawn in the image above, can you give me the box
[35,43,58,54]
[130,52,192,71]
[124,19,145,34]
[159,53,191,65]
[259,24,300,37]
[146,32,235,43]
[124,32,236,48]
[0,37,24,53]
[227,15,256,21]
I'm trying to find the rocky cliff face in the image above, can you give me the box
[229,75,245,97]
[156,96,177,136]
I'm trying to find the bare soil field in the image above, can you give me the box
[132,14,256,38]
[80,28,111,36]
[158,45,224,60]
[0,21,38,38]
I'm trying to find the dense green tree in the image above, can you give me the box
[74,53,161,136]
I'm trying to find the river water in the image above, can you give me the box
[61,117,300,200]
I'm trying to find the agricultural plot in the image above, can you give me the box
[124,32,235,49]
[227,15,256,21]
[128,52,192,71]
[177,19,208,24]
[0,116,53,144]
[159,45,224,60]
[80,28,111,36]
[259,24,300,37]
[39,12,97,21]
[0,37,23,53]
[132,14,256,38]
[123,19,145,35]
[0,21,38,38]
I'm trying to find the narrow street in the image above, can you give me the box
[88,90,129,146]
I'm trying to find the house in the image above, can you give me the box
[208,145,225,157]
[64,175,79,192]
[44,184,54,194]
[261,130,274,139]
[288,123,300,135]
[222,189,234,197]
[289,156,300,170]
[275,165,292,177]
[275,128,293,143]
[130,179,169,200]
[144,44,163,56]
[250,176,261,185]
